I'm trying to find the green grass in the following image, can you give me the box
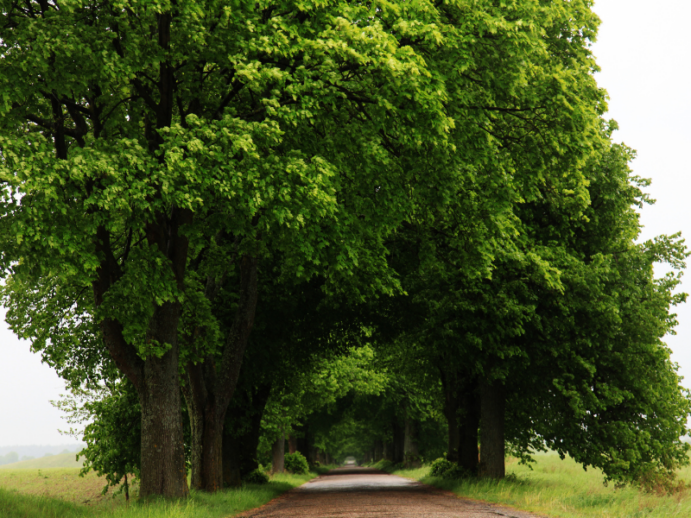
[393,453,691,518]
[0,452,84,470]
[0,468,315,518]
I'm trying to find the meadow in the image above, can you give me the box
[394,453,691,518]
[0,468,315,518]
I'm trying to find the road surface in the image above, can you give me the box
[238,467,544,518]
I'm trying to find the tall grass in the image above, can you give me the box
[0,470,314,518]
[395,452,691,518]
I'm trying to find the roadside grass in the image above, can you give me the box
[0,468,315,518]
[394,452,691,518]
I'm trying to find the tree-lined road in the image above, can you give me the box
[239,468,542,518]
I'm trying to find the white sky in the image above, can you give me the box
[592,0,691,385]
[1,0,691,446]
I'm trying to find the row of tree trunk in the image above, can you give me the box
[441,371,506,478]
[363,375,505,478]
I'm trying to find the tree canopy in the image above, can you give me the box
[1,0,688,499]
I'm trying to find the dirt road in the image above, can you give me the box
[238,467,544,518]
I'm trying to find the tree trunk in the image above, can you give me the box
[295,422,309,457]
[222,382,272,486]
[373,440,383,462]
[440,368,461,463]
[479,380,505,479]
[222,430,242,488]
[139,308,189,498]
[403,417,421,468]
[93,208,192,499]
[201,408,223,491]
[182,254,260,492]
[183,363,223,491]
[383,441,393,461]
[459,377,480,476]
[182,379,203,490]
[392,420,405,464]
[272,433,285,473]
[288,435,298,454]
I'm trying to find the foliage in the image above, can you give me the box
[429,458,454,478]
[243,469,270,485]
[0,0,687,499]
[428,458,471,480]
[53,381,141,495]
[283,453,309,475]
[258,345,388,463]
[372,460,395,473]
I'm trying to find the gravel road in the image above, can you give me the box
[237,467,544,518]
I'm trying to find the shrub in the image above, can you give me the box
[429,458,453,477]
[244,468,270,484]
[429,458,471,479]
[442,463,472,479]
[284,452,309,474]
[373,459,395,473]
[404,452,422,468]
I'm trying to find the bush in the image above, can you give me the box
[429,458,472,479]
[284,452,309,475]
[244,468,270,484]
[429,458,453,477]
[373,459,395,473]
[443,463,472,479]
[404,452,422,468]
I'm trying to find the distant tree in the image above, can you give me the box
[0,452,18,465]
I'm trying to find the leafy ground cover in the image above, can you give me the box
[0,469,314,518]
[393,453,691,518]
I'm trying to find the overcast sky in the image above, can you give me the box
[1,0,691,446]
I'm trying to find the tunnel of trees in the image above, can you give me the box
[1,0,690,499]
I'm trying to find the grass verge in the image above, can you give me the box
[392,453,691,518]
[0,469,315,518]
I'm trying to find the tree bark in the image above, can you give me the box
[183,254,260,492]
[459,377,481,476]
[479,380,505,479]
[296,423,309,459]
[139,354,188,498]
[272,433,285,473]
[373,440,383,462]
[383,441,393,461]
[222,382,272,486]
[403,417,421,467]
[316,449,325,465]
[440,368,461,463]
[92,206,192,499]
[392,419,405,464]
[288,435,298,454]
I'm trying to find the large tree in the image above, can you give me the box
[0,0,453,497]
[382,131,691,482]
[0,0,606,497]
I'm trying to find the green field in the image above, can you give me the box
[394,453,691,518]
[0,452,84,470]
[0,468,315,518]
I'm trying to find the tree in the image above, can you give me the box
[0,0,455,497]
[0,0,610,496]
[383,131,691,483]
